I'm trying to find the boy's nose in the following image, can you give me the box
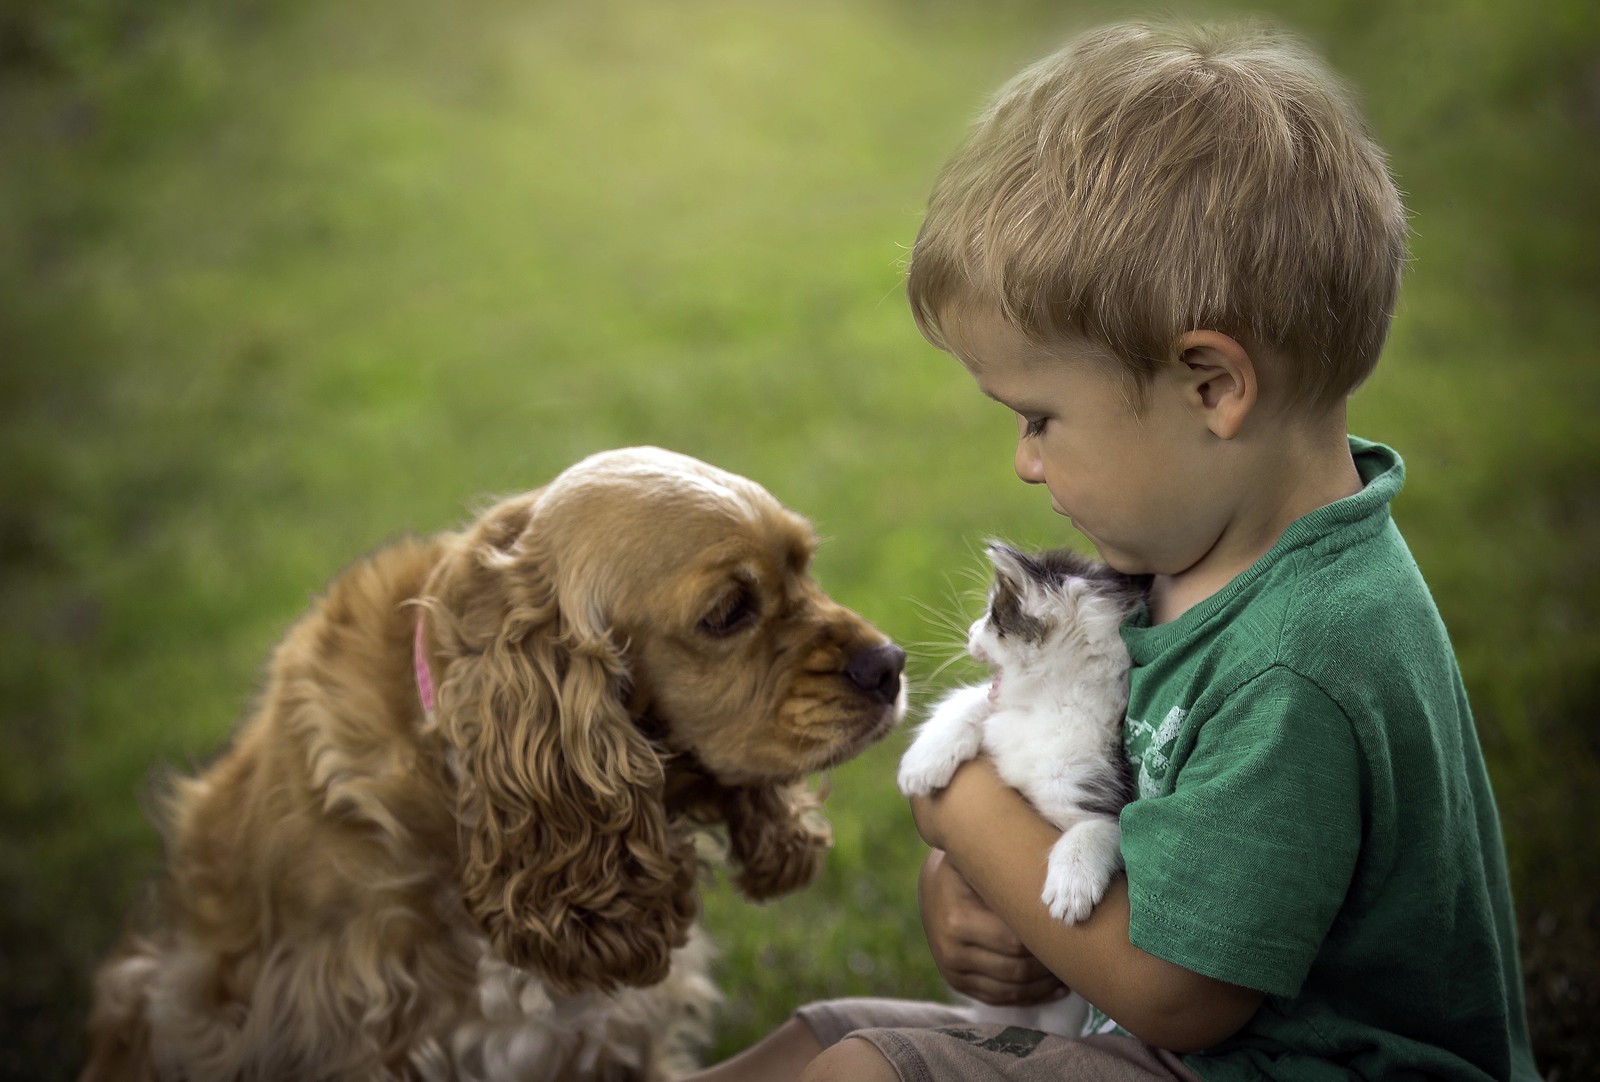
[1014,438,1046,485]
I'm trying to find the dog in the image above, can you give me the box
[81,447,906,1082]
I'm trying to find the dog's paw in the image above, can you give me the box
[1040,819,1123,924]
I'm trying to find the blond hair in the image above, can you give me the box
[907,21,1408,409]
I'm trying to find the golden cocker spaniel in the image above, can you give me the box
[82,447,906,1082]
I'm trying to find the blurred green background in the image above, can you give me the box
[2,0,1596,1078]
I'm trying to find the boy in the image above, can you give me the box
[689,20,1539,1082]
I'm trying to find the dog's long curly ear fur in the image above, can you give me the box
[79,939,160,1082]
[425,503,698,994]
[720,782,832,902]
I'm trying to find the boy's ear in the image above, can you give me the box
[1173,330,1257,440]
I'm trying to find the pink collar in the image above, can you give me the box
[414,616,436,713]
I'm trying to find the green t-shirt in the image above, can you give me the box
[1084,439,1539,1081]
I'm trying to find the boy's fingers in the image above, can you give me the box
[921,847,1062,998]
[955,911,1032,958]
[959,942,1055,985]
[952,969,1068,1007]
[942,931,1057,987]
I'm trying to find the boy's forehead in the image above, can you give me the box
[940,303,1103,396]
[939,302,1024,364]
[971,362,1059,416]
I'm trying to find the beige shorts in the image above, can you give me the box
[796,997,1202,1082]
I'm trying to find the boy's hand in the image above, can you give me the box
[919,848,1068,1006]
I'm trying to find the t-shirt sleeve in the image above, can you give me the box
[1118,666,1361,998]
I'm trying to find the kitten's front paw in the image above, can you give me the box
[896,736,968,796]
[897,684,990,796]
[1041,819,1123,924]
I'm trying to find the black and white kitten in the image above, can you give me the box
[899,542,1147,1034]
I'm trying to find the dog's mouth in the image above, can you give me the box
[811,689,904,774]
[636,653,906,787]
[660,695,903,788]
[821,713,900,773]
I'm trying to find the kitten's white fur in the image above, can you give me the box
[899,543,1140,1037]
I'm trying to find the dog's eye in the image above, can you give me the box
[700,586,759,637]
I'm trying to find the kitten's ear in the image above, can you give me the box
[984,541,1048,643]
[984,541,1031,588]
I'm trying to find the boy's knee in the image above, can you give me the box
[798,1035,899,1082]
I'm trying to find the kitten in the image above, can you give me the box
[899,542,1147,1035]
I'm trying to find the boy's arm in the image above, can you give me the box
[911,756,1263,1053]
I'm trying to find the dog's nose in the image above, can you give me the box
[845,643,906,704]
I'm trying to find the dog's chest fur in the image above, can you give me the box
[410,932,717,1082]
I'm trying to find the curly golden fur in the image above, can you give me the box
[82,447,905,1082]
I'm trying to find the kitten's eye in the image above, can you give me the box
[700,585,759,637]
[990,583,1023,638]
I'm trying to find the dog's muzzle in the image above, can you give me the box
[844,643,906,706]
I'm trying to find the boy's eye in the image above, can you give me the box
[1021,416,1049,438]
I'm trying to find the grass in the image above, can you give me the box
[1,0,1596,1078]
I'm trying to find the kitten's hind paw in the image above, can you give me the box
[1041,819,1123,924]
[1041,867,1106,925]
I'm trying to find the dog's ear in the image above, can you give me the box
[425,517,698,994]
[719,782,832,902]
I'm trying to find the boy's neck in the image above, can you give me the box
[1148,419,1361,626]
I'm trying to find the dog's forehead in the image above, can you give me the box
[552,447,761,509]
[540,447,813,559]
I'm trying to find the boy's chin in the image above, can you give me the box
[1061,517,1113,565]
[1075,533,1144,577]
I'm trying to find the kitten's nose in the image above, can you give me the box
[845,643,906,705]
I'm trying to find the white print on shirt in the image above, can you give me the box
[1083,1007,1122,1037]
[1126,706,1186,799]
